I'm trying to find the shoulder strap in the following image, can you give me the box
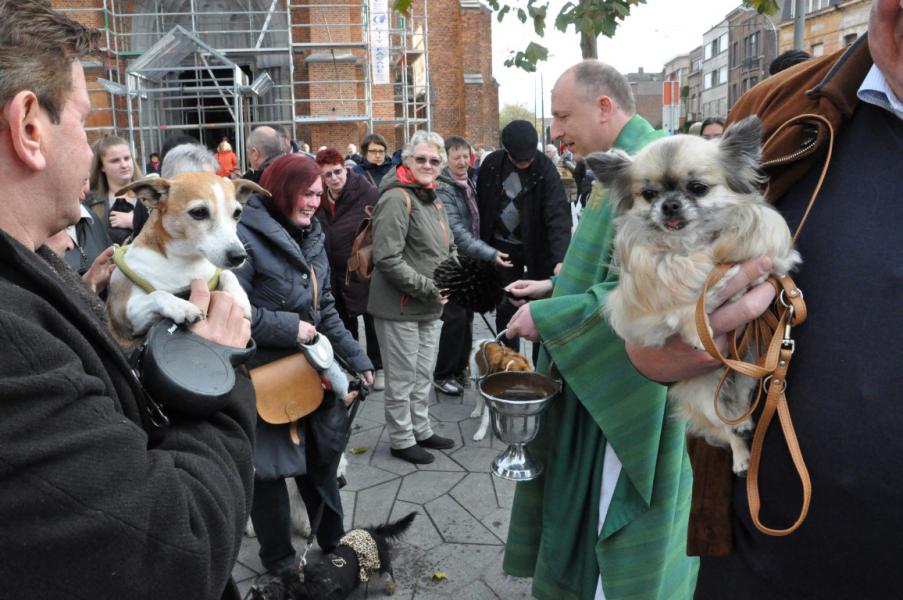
[398,188,413,215]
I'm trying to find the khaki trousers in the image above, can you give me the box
[373,317,441,449]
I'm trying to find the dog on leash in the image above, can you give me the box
[586,116,801,475]
[250,512,416,600]
[469,340,533,441]
[105,172,267,346]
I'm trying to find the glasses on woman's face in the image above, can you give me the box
[413,155,441,168]
[367,147,386,157]
[322,167,344,179]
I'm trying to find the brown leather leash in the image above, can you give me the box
[692,113,836,536]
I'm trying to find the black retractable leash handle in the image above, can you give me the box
[139,318,256,417]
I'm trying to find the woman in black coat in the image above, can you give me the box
[233,154,374,577]
[314,147,382,387]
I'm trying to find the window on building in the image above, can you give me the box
[705,41,714,60]
[719,32,729,54]
[704,71,714,89]
[745,32,760,59]
[733,42,739,64]
[844,33,858,46]
[742,78,748,93]
[811,42,824,57]
[732,83,738,103]
[749,75,759,87]
[718,65,728,84]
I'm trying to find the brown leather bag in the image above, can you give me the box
[346,190,412,284]
[250,352,324,424]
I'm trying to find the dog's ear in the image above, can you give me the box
[585,149,633,214]
[718,116,766,194]
[115,177,170,210]
[233,179,270,205]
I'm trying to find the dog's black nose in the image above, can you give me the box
[662,198,682,217]
[226,250,247,267]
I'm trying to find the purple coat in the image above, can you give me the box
[315,168,379,316]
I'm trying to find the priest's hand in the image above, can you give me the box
[506,302,539,342]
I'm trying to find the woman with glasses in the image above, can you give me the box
[352,132,396,187]
[367,130,457,465]
[233,154,374,582]
[314,147,385,390]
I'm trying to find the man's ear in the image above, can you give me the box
[233,179,270,205]
[4,91,48,171]
[116,177,170,209]
[719,116,766,194]
[585,150,633,214]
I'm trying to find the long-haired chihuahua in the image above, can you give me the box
[586,116,801,475]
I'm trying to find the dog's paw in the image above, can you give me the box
[244,517,256,537]
[469,406,483,419]
[731,442,751,477]
[382,572,397,595]
[152,292,205,324]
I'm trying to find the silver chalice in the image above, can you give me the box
[477,335,560,481]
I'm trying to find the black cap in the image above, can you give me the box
[501,120,539,163]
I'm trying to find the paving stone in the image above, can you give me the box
[493,474,517,509]
[341,488,356,531]
[481,506,513,544]
[425,495,501,545]
[449,473,500,521]
[448,444,500,473]
[370,441,419,476]
[456,579,500,599]
[236,534,264,573]
[389,501,443,549]
[346,425,384,465]
[355,397,386,424]
[352,477,400,528]
[343,462,401,491]
[349,414,384,434]
[481,548,533,598]
[428,400,478,423]
[416,450,465,472]
[398,470,466,504]
[417,543,505,594]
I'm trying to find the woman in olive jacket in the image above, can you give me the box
[233,154,373,577]
[367,130,457,465]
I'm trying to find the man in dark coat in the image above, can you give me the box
[476,119,572,350]
[0,4,255,599]
[242,125,285,183]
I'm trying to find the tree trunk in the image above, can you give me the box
[580,30,598,58]
[579,0,598,58]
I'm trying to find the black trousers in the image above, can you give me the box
[334,290,382,370]
[249,475,344,573]
[493,240,526,352]
[433,302,473,380]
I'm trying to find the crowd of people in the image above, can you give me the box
[1,0,900,599]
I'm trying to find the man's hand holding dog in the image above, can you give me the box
[187,279,252,348]
[625,257,776,383]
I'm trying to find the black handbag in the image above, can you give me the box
[253,419,308,481]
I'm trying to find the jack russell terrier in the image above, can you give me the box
[106,172,267,347]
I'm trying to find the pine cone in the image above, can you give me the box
[433,255,504,313]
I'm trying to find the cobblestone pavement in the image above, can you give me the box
[233,318,535,599]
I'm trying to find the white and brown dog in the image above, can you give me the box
[106,172,267,346]
[469,341,533,441]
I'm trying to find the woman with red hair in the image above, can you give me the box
[314,147,384,390]
[233,153,374,582]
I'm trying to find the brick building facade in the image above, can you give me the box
[53,0,499,165]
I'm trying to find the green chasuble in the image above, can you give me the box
[503,115,698,600]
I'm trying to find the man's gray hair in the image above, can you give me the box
[571,60,636,115]
[401,130,447,167]
[160,143,221,178]
[249,125,284,160]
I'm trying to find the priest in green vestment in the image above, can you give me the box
[502,61,699,600]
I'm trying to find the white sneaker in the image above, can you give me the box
[373,369,385,391]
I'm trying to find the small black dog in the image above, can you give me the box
[249,512,416,600]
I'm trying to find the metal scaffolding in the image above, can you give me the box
[59,0,432,168]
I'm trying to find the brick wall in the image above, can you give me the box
[461,4,499,149]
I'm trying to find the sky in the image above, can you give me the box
[491,0,749,116]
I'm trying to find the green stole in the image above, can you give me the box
[502,115,698,600]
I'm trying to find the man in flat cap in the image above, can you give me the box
[476,120,572,353]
